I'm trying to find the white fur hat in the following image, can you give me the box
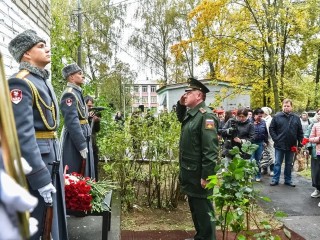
[261,107,272,115]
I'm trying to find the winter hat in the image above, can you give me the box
[261,107,272,115]
[62,63,82,79]
[8,29,46,62]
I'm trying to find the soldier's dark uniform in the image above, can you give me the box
[60,82,95,178]
[176,78,218,240]
[8,32,68,239]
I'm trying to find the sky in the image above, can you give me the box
[109,0,162,82]
[109,0,209,82]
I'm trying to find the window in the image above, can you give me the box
[134,86,139,93]
[142,85,148,92]
[134,97,140,104]
[151,96,157,103]
[142,96,148,103]
[151,85,156,92]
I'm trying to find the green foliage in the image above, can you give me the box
[274,211,288,218]
[207,142,280,239]
[101,111,181,210]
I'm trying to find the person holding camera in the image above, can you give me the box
[221,108,255,164]
[85,96,101,181]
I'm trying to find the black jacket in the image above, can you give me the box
[269,112,303,151]
[220,118,255,158]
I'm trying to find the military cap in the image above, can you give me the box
[185,77,210,93]
[62,63,82,79]
[9,29,46,62]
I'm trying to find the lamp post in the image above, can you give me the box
[77,0,82,68]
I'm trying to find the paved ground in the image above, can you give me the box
[256,171,320,240]
[67,171,320,240]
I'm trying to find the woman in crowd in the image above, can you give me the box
[261,107,275,176]
[305,109,320,200]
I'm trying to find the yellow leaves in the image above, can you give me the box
[189,0,229,23]
[171,39,192,62]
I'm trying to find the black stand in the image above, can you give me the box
[67,190,112,240]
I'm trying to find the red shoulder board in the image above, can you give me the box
[11,89,23,104]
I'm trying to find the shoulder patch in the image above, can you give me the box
[10,89,23,104]
[199,107,207,114]
[66,98,73,106]
[67,87,73,93]
[205,119,215,130]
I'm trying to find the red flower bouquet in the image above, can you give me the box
[290,146,298,153]
[64,173,92,211]
[302,138,309,146]
[64,171,116,212]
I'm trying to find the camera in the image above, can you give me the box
[90,106,106,113]
[89,107,106,118]
[228,119,237,137]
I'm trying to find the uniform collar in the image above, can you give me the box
[19,61,49,79]
[67,82,82,92]
[187,101,205,116]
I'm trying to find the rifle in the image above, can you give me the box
[0,52,30,238]
[80,156,86,176]
[41,161,60,240]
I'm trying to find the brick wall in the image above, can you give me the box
[0,0,51,77]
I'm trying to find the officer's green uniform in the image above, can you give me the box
[177,78,218,240]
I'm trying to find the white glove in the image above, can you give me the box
[38,183,56,204]
[29,217,39,237]
[13,157,32,175]
[0,170,38,212]
[80,148,88,159]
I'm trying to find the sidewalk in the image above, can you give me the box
[256,172,320,240]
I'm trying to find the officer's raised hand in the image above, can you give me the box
[179,93,187,106]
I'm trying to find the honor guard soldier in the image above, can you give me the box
[176,77,218,240]
[7,29,68,240]
[60,63,95,178]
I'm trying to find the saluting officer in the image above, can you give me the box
[176,78,218,240]
[60,63,95,178]
[7,29,68,240]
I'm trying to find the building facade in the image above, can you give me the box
[0,0,51,77]
[131,79,159,112]
[157,79,251,112]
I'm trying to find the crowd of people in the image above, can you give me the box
[216,100,320,208]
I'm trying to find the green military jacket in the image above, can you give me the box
[177,101,219,198]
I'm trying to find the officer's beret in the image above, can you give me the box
[62,63,82,79]
[185,77,210,94]
[8,29,46,62]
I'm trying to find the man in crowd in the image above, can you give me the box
[176,77,218,240]
[269,99,303,187]
[85,95,101,180]
[60,63,95,178]
[7,29,68,239]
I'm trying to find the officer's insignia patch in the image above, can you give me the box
[66,98,73,106]
[10,89,22,104]
[205,119,215,129]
